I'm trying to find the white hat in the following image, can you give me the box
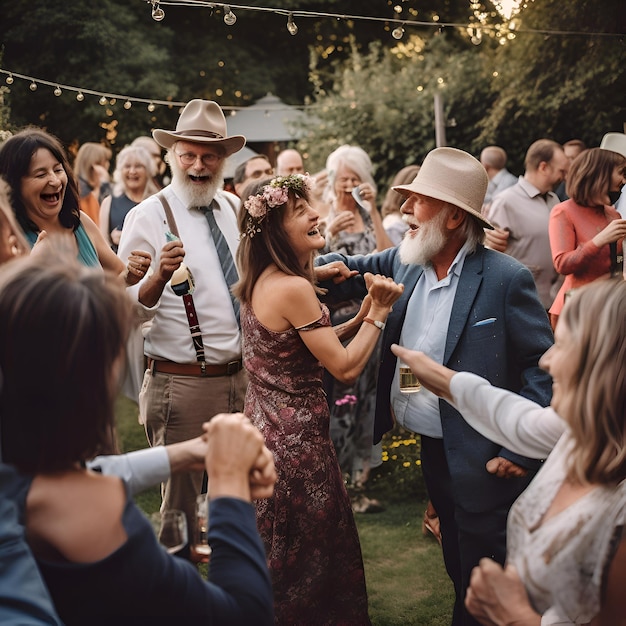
[393,147,493,229]
[153,99,245,156]
[600,133,626,159]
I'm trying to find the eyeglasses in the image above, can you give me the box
[175,151,222,167]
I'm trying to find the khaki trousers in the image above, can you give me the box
[142,368,248,530]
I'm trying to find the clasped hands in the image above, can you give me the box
[202,413,276,501]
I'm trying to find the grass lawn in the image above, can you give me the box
[115,396,453,625]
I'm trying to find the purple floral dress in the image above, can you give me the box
[242,302,371,626]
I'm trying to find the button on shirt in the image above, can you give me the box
[117,181,241,364]
[390,241,472,438]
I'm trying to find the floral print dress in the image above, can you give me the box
[242,302,370,626]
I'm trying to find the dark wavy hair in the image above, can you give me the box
[0,246,134,472]
[0,127,81,235]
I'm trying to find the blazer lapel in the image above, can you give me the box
[444,248,484,363]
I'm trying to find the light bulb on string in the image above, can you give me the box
[99,96,108,105]
[124,100,132,110]
[286,13,298,36]
[391,24,405,40]
[29,81,37,91]
[223,6,236,25]
[5,74,14,85]
[470,26,482,45]
[151,1,165,21]
[147,102,156,112]
[54,86,62,96]
[76,92,84,101]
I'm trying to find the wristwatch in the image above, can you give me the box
[364,317,385,331]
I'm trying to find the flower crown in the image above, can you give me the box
[242,174,314,238]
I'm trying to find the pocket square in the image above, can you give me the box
[473,317,496,327]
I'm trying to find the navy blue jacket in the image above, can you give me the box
[317,244,554,512]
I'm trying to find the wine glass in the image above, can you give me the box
[151,509,188,555]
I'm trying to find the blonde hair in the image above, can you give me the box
[560,278,626,485]
[74,142,112,190]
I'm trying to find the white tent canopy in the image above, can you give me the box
[226,93,307,143]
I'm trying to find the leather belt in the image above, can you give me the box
[149,358,243,377]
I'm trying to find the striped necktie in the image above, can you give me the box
[200,201,240,325]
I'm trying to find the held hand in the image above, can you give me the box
[485,457,528,478]
[110,228,123,246]
[354,182,376,212]
[593,219,626,248]
[484,227,509,252]
[203,414,276,501]
[327,211,356,238]
[157,240,185,283]
[314,261,359,284]
[363,272,404,309]
[124,250,152,286]
[249,446,277,500]
[465,559,540,626]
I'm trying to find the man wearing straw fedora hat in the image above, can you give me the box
[118,100,249,534]
[316,147,554,625]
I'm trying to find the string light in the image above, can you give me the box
[286,13,298,36]
[5,74,14,85]
[76,92,84,101]
[151,1,165,21]
[223,5,237,25]
[391,24,405,40]
[147,102,156,112]
[54,86,62,96]
[139,1,624,40]
[469,25,483,45]
[124,100,132,109]
[29,81,37,91]
[99,95,108,105]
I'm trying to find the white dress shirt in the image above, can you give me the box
[117,181,241,364]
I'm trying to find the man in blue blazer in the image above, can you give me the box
[316,147,554,626]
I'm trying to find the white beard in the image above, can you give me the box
[399,209,449,266]
[169,153,225,207]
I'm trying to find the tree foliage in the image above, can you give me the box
[0,0,624,176]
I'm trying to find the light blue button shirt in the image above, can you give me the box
[391,241,473,438]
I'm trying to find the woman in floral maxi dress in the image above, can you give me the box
[234,174,403,625]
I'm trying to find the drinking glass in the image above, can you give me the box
[150,509,188,555]
[192,494,212,563]
[399,362,422,394]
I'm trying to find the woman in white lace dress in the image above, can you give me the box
[391,276,626,625]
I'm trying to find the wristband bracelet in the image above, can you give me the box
[364,317,385,331]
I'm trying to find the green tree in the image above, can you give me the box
[0,0,178,147]
[474,0,626,170]
[300,32,494,188]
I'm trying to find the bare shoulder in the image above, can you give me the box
[27,471,128,563]
[252,272,321,331]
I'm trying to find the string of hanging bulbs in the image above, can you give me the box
[146,0,625,41]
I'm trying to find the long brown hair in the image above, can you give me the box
[0,247,134,472]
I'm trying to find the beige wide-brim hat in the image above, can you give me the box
[393,147,493,229]
[600,132,626,159]
[153,99,246,156]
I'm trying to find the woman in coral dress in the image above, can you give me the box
[234,174,403,625]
